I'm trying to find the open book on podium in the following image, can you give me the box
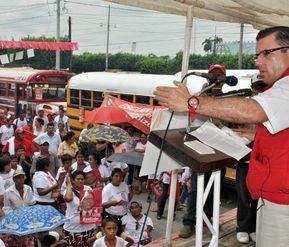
[140,110,251,176]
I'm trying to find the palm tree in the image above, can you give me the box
[202,36,223,54]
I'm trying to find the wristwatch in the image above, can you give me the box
[187,96,199,118]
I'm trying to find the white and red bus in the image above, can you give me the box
[0,67,73,116]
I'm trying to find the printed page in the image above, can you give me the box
[189,121,251,160]
[184,140,215,155]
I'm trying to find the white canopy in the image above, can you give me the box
[106,0,289,30]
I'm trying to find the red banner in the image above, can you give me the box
[0,40,78,51]
[101,95,166,134]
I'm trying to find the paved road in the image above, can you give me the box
[132,187,237,240]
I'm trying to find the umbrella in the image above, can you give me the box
[85,107,131,124]
[107,151,144,166]
[0,205,67,236]
[81,125,132,143]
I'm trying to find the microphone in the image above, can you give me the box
[183,71,238,86]
[216,88,252,98]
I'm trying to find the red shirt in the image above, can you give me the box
[2,138,37,157]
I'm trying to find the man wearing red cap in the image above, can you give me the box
[2,128,37,157]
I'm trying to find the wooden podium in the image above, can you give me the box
[149,128,235,247]
[149,128,234,172]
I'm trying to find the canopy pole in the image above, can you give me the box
[164,170,178,247]
[164,6,194,247]
[181,5,194,81]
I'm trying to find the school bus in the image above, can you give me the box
[66,70,257,134]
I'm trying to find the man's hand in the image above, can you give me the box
[231,128,256,142]
[154,81,191,112]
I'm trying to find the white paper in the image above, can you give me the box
[184,140,215,155]
[27,49,34,58]
[189,121,251,160]
[150,109,188,131]
[15,51,24,60]
[0,54,9,64]
[139,141,181,176]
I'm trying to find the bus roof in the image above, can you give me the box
[0,67,72,83]
[69,70,258,96]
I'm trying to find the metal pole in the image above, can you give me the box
[56,0,61,70]
[68,16,72,72]
[15,84,20,118]
[105,5,111,71]
[181,6,193,81]
[196,173,204,247]
[164,170,178,247]
[238,24,244,69]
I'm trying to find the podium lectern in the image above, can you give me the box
[149,129,235,247]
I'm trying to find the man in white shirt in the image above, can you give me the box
[0,119,14,148]
[13,112,27,129]
[33,107,49,130]
[3,168,35,214]
[33,123,61,155]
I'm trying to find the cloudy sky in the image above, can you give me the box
[0,0,259,57]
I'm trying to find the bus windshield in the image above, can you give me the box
[27,83,66,101]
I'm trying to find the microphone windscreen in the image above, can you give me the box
[225,76,238,86]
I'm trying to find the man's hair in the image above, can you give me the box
[257,26,289,46]
[36,157,50,171]
[47,122,55,128]
[16,145,25,151]
[61,154,73,163]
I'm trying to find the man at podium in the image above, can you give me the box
[154,26,289,247]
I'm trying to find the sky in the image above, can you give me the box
[0,0,259,57]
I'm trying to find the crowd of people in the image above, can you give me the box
[0,107,156,247]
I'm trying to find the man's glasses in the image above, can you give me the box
[254,46,289,60]
[136,221,140,230]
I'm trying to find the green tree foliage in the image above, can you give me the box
[1,36,256,73]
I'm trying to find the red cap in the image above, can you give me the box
[15,128,24,134]
[208,64,226,75]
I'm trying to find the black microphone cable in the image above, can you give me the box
[136,73,191,247]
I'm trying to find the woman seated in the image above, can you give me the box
[122,200,153,246]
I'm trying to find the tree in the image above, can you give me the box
[202,36,223,55]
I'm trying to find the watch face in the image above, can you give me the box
[189,97,198,109]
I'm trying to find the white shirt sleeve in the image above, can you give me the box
[0,177,5,195]
[252,76,289,134]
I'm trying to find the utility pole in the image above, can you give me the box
[56,0,61,70]
[131,42,136,53]
[68,16,72,72]
[238,24,244,69]
[105,5,110,71]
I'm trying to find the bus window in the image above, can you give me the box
[153,99,160,106]
[120,94,134,103]
[81,90,92,108]
[135,95,150,105]
[28,84,66,101]
[70,89,79,106]
[9,84,15,98]
[0,83,6,97]
[93,91,103,108]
